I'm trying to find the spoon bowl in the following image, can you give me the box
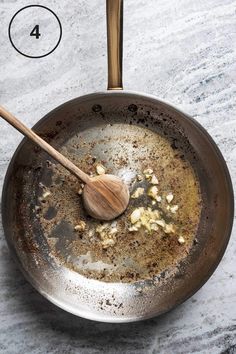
[83,174,130,220]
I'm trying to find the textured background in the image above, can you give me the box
[0,0,235,353]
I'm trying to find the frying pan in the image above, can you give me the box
[1,0,234,323]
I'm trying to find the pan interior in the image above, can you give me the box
[2,92,233,321]
[37,121,201,283]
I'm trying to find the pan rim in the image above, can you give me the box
[1,90,234,323]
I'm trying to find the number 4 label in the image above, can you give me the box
[30,25,41,39]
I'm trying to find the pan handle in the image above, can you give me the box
[106,0,123,90]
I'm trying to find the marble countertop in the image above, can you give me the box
[0,0,235,353]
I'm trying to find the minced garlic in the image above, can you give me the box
[128,169,179,236]
[136,174,143,182]
[166,193,174,203]
[131,187,144,199]
[101,238,116,248]
[150,175,159,185]
[78,188,83,195]
[143,168,153,174]
[170,205,179,213]
[143,168,154,181]
[42,191,51,199]
[74,221,86,231]
[150,223,159,231]
[128,226,139,232]
[147,186,158,199]
[164,224,175,234]
[178,236,185,244]
[130,208,143,224]
[96,223,118,249]
[129,207,175,233]
[155,219,166,228]
[96,164,106,175]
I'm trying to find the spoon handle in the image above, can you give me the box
[0,106,90,184]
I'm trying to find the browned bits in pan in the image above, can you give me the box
[38,124,202,283]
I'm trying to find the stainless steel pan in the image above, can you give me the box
[1,0,234,322]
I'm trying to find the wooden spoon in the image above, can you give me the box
[0,106,130,221]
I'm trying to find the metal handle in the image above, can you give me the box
[106,0,123,90]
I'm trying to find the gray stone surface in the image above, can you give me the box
[0,0,235,353]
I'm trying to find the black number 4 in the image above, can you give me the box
[30,25,41,39]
